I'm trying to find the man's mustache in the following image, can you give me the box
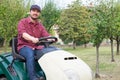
[33,14,38,16]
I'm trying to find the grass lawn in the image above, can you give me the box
[0,47,11,53]
[63,46,120,80]
[0,46,120,80]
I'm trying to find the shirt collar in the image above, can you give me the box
[27,17,39,25]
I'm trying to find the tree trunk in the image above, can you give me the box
[84,42,87,48]
[3,38,7,52]
[110,38,115,62]
[73,41,76,49]
[95,45,100,78]
[116,36,119,55]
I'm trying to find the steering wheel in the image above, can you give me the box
[36,36,57,47]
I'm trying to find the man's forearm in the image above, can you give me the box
[22,33,39,43]
[22,33,34,41]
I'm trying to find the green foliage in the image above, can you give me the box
[113,3,120,37]
[59,0,93,45]
[91,0,120,47]
[0,0,29,47]
[41,1,61,32]
[90,0,117,77]
[91,0,113,47]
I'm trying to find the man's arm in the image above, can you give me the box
[22,33,39,43]
[18,20,39,43]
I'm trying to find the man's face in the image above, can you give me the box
[30,9,40,20]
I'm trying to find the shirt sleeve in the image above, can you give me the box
[40,25,50,37]
[17,20,26,37]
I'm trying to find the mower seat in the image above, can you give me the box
[8,37,25,75]
[11,37,25,61]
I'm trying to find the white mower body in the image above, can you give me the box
[38,50,93,80]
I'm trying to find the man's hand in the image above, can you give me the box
[47,38,55,42]
[31,37,39,43]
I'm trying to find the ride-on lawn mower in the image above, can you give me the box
[0,36,93,80]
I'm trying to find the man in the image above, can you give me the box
[17,5,50,80]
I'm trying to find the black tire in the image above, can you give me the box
[0,77,7,80]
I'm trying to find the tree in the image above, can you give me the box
[113,3,120,55]
[41,1,61,32]
[105,0,116,61]
[91,0,117,77]
[58,0,93,49]
[0,0,29,52]
[90,24,104,78]
[91,0,109,78]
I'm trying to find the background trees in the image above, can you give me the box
[91,0,120,77]
[41,1,61,32]
[0,0,28,51]
[58,0,93,49]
